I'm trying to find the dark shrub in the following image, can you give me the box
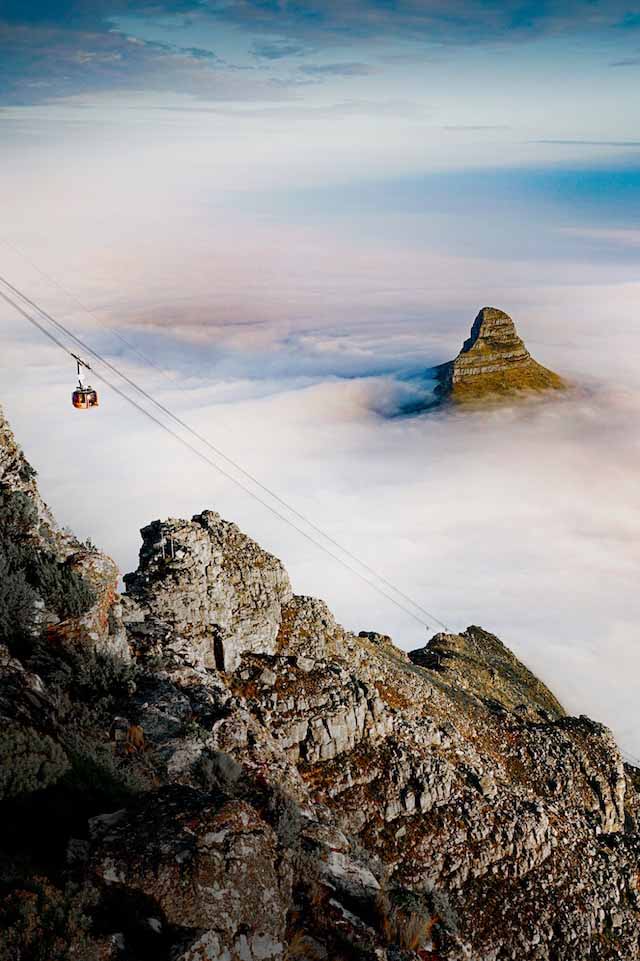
[59,733,147,809]
[18,462,38,482]
[29,554,96,619]
[0,878,101,961]
[0,727,70,801]
[0,558,38,647]
[0,487,38,540]
[38,645,137,712]
[0,485,96,648]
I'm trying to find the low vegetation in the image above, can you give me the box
[375,881,439,952]
[0,485,96,653]
[1,630,147,956]
[0,728,70,802]
[0,878,101,961]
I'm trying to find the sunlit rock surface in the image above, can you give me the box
[435,307,566,404]
[123,511,293,672]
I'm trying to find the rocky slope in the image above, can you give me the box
[435,308,566,404]
[1,402,639,961]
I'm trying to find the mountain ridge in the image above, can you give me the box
[1,401,639,961]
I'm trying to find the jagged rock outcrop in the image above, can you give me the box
[123,512,292,672]
[0,404,127,661]
[1,402,639,961]
[435,307,566,404]
[0,403,67,554]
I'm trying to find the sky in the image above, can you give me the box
[1,1,640,757]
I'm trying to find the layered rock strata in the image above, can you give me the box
[436,307,566,403]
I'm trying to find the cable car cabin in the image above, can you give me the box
[72,387,99,410]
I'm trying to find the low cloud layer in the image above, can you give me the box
[3,279,640,759]
[1,11,638,760]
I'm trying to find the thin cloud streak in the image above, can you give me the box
[533,139,640,147]
[299,62,375,77]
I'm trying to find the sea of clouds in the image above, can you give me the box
[1,118,639,758]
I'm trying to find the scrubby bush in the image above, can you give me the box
[0,878,101,961]
[0,488,39,649]
[0,726,70,801]
[0,558,38,647]
[38,645,137,715]
[59,733,148,809]
[195,749,244,795]
[30,555,96,619]
[15,645,148,815]
[375,880,438,951]
[0,484,96,650]
[18,462,38,482]
[267,782,305,854]
[0,487,38,540]
[0,729,147,876]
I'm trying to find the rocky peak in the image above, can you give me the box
[409,625,565,720]
[436,307,566,404]
[460,306,530,363]
[123,510,293,672]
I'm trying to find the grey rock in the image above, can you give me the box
[123,511,292,671]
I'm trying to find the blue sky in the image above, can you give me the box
[1,1,640,756]
[2,0,640,114]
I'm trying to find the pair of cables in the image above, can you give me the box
[0,251,450,634]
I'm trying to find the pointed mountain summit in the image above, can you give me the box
[435,307,566,404]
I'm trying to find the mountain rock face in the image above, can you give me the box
[436,307,566,404]
[2,402,639,961]
[123,512,293,672]
[0,405,127,661]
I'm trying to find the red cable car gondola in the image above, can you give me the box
[71,355,99,409]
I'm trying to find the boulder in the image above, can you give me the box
[88,785,291,958]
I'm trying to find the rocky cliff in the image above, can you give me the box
[435,308,566,404]
[1,403,639,961]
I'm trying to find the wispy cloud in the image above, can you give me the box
[532,139,640,147]
[299,61,374,78]
[609,55,640,67]
[443,124,510,131]
[251,38,310,60]
[180,1,640,45]
[560,226,640,246]
[0,21,290,105]
[3,0,640,104]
